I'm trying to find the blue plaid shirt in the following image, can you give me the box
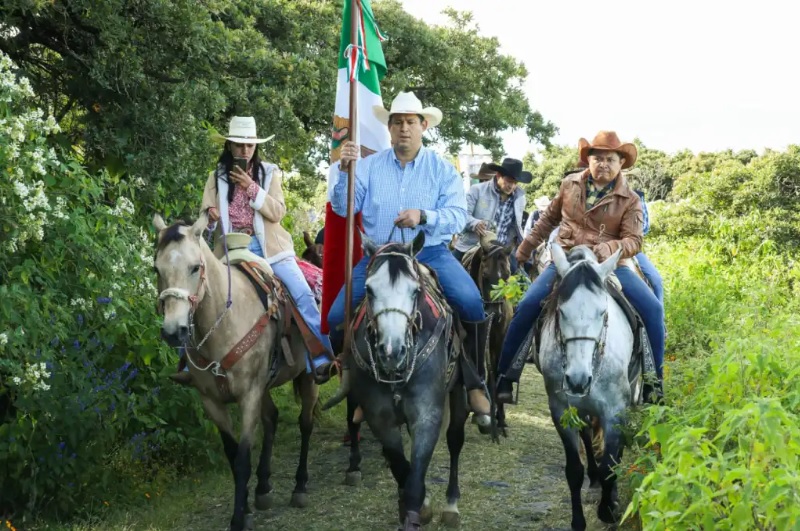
[332,147,467,247]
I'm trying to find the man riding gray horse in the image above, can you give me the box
[496,131,666,403]
[327,91,491,424]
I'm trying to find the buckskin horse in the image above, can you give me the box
[348,232,469,529]
[153,213,319,531]
[461,235,514,436]
[536,243,644,530]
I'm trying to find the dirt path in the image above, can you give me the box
[87,369,617,531]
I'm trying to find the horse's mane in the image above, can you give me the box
[542,247,605,315]
[369,243,416,286]
[156,220,194,252]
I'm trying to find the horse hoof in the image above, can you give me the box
[290,492,309,508]
[597,501,619,524]
[244,513,255,531]
[420,498,433,524]
[344,470,362,487]
[255,491,273,511]
[473,414,491,429]
[441,510,461,528]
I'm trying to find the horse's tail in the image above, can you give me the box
[439,393,451,442]
[293,375,321,420]
[591,416,604,461]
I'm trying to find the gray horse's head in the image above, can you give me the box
[551,243,622,396]
[152,213,209,346]
[362,231,425,374]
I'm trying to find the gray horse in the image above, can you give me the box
[349,232,468,530]
[540,244,634,531]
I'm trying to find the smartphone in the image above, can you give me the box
[233,157,248,172]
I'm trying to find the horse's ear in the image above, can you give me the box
[597,247,623,280]
[153,213,167,232]
[551,243,571,277]
[303,231,314,249]
[361,230,378,257]
[191,211,209,239]
[410,230,425,256]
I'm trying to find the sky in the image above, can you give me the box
[398,0,799,157]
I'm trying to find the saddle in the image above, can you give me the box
[512,276,657,406]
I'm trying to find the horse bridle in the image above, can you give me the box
[554,264,611,398]
[359,249,426,384]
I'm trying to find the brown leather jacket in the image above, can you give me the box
[518,169,643,262]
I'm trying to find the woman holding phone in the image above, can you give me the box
[196,116,336,384]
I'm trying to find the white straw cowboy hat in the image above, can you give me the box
[223,116,275,144]
[373,91,443,128]
[534,195,551,211]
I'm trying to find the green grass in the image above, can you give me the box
[26,370,640,531]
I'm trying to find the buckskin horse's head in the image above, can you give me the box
[362,231,426,375]
[152,213,209,347]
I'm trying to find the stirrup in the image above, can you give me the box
[495,376,518,405]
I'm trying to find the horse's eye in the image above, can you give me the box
[191,265,201,275]
[366,286,374,298]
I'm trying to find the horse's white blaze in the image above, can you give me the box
[560,283,604,391]
[365,261,418,351]
[168,249,183,266]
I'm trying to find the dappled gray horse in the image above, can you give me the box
[349,232,468,530]
[539,244,636,530]
[153,214,317,531]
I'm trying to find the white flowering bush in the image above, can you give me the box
[0,52,216,519]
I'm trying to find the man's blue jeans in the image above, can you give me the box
[636,252,664,304]
[328,244,484,344]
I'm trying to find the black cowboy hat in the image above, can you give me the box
[487,158,533,184]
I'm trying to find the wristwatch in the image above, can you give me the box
[419,210,427,225]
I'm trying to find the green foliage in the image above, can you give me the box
[0,0,554,199]
[560,406,588,431]
[522,145,580,204]
[623,238,800,529]
[490,273,530,306]
[0,54,216,520]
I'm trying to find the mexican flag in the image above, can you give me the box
[321,0,391,334]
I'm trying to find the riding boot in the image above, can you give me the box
[169,354,193,387]
[460,317,491,420]
[496,375,514,404]
[311,353,338,385]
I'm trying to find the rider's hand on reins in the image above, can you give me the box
[394,209,422,228]
[207,207,220,222]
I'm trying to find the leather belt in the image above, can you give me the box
[232,227,254,236]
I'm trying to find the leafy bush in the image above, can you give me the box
[0,53,217,521]
[623,235,800,529]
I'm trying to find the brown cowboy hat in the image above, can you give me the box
[470,162,496,181]
[578,131,637,169]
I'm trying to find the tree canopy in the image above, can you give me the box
[0,0,555,216]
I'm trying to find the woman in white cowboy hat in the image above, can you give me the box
[196,116,336,384]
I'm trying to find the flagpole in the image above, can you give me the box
[343,0,359,363]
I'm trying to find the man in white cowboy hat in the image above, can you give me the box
[330,91,492,423]
[524,195,551,235]
[495,131,666,404]
[453,157,531,274]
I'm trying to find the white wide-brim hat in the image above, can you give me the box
[372,92,443,128]
[534,195,551,211]
[224,116,275,144]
